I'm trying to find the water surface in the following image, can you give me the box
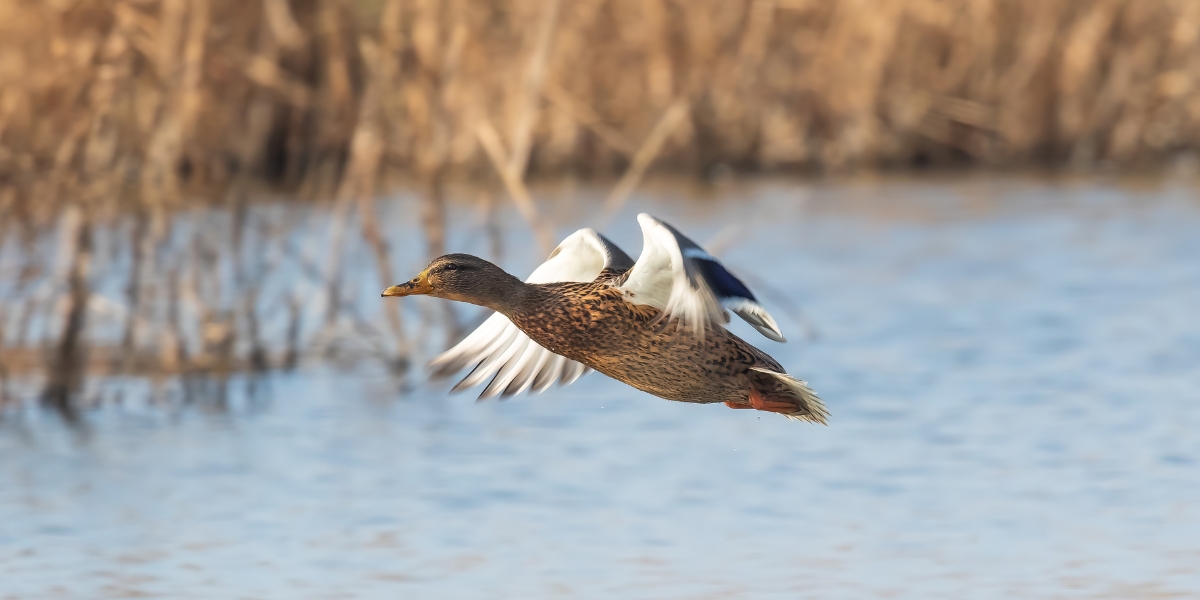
[3,176,1200,599]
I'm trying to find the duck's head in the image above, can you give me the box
[382,254,519,308]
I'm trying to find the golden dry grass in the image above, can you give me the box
[4,0,1200,213]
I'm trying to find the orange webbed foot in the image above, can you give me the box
[745,387,799,414]
[725,389,798,414]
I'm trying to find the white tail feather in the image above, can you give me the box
[750,367,828,424]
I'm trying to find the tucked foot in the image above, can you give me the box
[724,388,799,414]
[750,387,800,413]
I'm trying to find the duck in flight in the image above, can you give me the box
[382,213,827,423]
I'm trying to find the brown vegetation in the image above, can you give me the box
[4,0,1200,205]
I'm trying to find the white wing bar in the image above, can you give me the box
[619,213,785,342]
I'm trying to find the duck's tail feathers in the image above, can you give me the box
[748,368,829,424]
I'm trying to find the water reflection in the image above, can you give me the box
[2,177,1200,598]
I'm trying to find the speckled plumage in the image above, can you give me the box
[383,239,826,423]
[505,274,823,421]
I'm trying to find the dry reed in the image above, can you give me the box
[5,0,1200,205]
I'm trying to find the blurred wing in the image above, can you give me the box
[428,228,631,398]
[524,227,635,283]
[618,213,785,342]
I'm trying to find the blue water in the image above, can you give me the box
[3,176,1200,598]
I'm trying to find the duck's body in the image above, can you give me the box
[383,213,826,423]
[507,280,781,405]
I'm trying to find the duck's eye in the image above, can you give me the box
[442,264,459,271]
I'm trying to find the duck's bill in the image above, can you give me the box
[381,271,432,297]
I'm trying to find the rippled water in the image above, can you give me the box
[3,176,1200,599]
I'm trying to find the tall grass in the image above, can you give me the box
[4,0,1200,204]
[2,0,1199,412]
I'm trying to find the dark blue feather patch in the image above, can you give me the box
[694,258,756,301]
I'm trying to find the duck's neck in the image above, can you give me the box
[470,270,542,316]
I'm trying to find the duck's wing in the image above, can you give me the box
[428,228,633,399]
[617,213,785,342]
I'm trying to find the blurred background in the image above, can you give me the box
[2,1,1199,598]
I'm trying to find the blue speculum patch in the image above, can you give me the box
[695,258,756,301]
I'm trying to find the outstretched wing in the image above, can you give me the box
[618,213,785,342]
[428,228,634,398]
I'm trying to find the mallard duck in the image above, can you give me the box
[382,213,827,423]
